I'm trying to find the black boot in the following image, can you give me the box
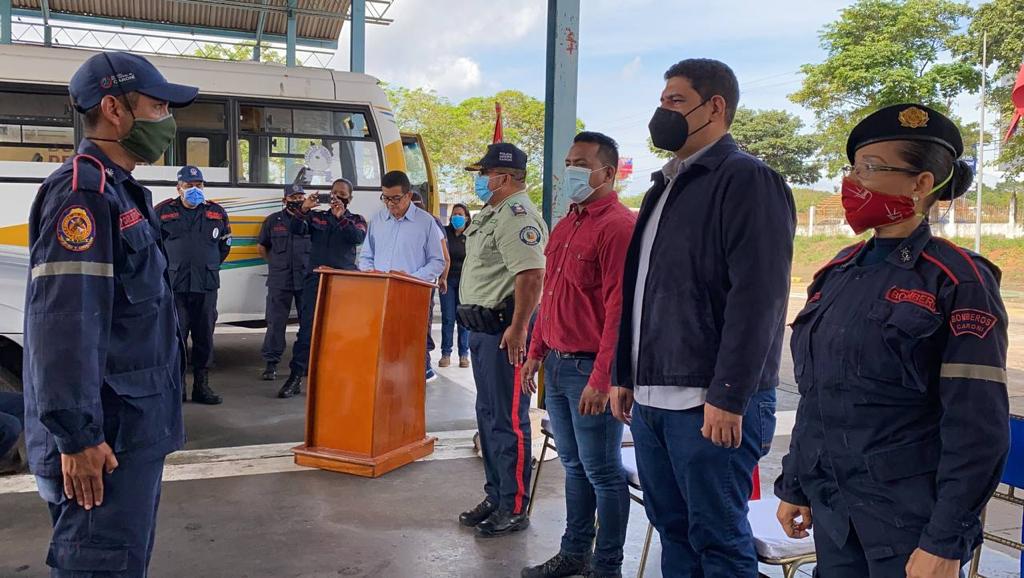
[522,552,590,578]
[261,362,278,381]
[476,510,529,537]
[191,370,223,405]
[459,498,496,527]
[277,374,303,398]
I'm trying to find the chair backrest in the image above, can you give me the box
[1002,414,1024,488]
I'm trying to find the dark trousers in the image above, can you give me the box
[470,330,532,514]
[544,353,629,573]
[439,277,469,358]
[262,287,303,364]
[174,291,217,373]
[812,518,967,578]
[288,274,321,377]
[0,390,24,458]
[630,389,776,578]
[36,457,165,577]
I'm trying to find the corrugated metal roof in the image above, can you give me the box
[12,0,350,42]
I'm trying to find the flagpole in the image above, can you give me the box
[976,31,986,254]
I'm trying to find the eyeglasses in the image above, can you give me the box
[842,163,921,179]
[380,192,408,204]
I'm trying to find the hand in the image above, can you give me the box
[905,548,961,578]
[61,442,118,510]
[499,325,528,366]
[702,402,743,448]
[438,277,448,295]
[578,385,609,416]
[521,357,541,395]
[301,195,318,212]
[330,201,345,218]
[610,386,634,425]
[776,500,813,539]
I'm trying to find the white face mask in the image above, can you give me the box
[564,165,606,203]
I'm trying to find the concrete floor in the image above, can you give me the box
[1,295,1022,577]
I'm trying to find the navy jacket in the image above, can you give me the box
[613,134,796,414]
[23,140,184,477]
[775,224,1010,562]
[290,209,367,273]
[258,210,311,291]
[155,198,231,293]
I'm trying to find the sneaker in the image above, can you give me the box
[459,498,496,527]
[438,356,451,368]
[521,552,590,578]
[425,367,438,383]
[459,356,470,368]
[476,510,530,537]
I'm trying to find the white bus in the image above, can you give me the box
[0,44,438,387]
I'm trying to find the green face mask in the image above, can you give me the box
[120,114,177,164]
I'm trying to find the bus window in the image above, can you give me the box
[173,101,229,182]
[237,104,380,187]
[0,89,74,170]
[402,138,430,199]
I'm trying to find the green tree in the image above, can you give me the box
[791,0,980,174]
[956,0,1024,178]
[192,42,285,64]
[646,107,822,184]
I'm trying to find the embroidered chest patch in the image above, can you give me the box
[119,208,145,231]
[885,287,937,313]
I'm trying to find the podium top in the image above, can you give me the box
[313,267,437,289]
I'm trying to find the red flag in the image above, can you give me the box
[1005,61,1024,142]
[493,101,504,144]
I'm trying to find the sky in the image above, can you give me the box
[324,0,994,197]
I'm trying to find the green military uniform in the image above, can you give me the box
[461,191,547,308]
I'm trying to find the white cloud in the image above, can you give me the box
[621,56,642,80]
[405,56,482,93]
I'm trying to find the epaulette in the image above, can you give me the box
[921,238,996,287]
[70,154,108,194]
[154,197,177,211]
[812,241,866,280]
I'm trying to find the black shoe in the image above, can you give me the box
[191,370,223,405]
[261,363,278,381]
[277,374,303,399]
[458,498,496,527]
[476,510,530,537]
[583,568,622,578]
[522,552,590,578]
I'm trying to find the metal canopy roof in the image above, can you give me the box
[10,0,393,44]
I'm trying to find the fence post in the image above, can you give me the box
[807,205,816,237]
[1010,192,1018,239]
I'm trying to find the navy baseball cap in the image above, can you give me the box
[465,143,528,171]
[177,165,205,183]
[284,184,305,197]
[69,51,199,113]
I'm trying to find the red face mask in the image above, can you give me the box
[841,177,917,234]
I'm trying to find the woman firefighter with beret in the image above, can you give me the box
[774,103,1010,578]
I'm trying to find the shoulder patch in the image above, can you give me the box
[950,309,998,339]
[509,202,527,216]
[57,205,96,252]
[119,208,144,231]
[519,225,542,246]
[813,241,866,280]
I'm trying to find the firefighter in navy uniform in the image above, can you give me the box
[775,104,1010,578]
[155,165,229,405]
[277,178,367,398]
[23,51,195,577]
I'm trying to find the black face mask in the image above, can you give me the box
[285,200,303,212]
[648,99,711,152]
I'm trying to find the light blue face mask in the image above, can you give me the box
[183,186,205,207]
[564,165,606,203]
[474,174,493,203]
[450,214,467,229]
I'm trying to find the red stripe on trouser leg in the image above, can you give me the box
[750,465,761,500]
[511,364,527,514]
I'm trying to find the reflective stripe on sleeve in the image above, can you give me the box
[940,363,1007,384]
[31,261,114,280]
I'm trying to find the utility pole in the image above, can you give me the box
[976,31,987,253]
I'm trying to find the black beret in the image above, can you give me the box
[846,103,964,163]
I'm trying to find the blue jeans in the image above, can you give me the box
[544,353,629,574]
[631,389,777,578]
[439,276,469,357]
[0,391,24,458]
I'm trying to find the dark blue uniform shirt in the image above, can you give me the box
[258,210,310,290]
[23,140,184,478]
[155,197,231,293]
[291,209,367,273]
[775,223,1010,562]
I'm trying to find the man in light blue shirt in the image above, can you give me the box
[359,170,445,380]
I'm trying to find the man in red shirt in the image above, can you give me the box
[521,132,636,578]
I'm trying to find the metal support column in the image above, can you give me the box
[0,0,12,45]
[40,0,51,46]
[541,0,580,227]
[286,0,297,67]
[253,0,269,61]
[350,0,366,73]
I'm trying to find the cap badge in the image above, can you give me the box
[898,106,929,129]
[499,152,513,162]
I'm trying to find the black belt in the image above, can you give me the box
[553,350,596,360]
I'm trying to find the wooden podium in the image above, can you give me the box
[292,269,436,477]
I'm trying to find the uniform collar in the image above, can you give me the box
[570,191,619,217]
[884,222,932,269]
[489,190,529,213]
[77,138,132,185]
